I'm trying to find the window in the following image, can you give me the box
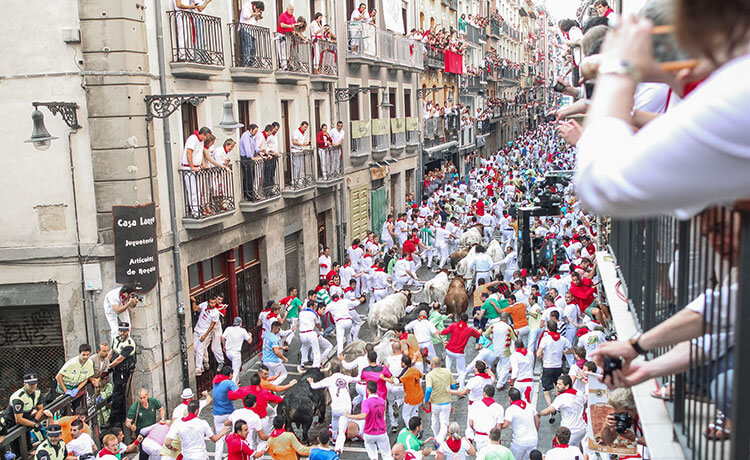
[370,92,379,120]
[389,88,397,119]
[404,89,412,117]
[349,85,360,121]
[181,103,198,143]
[238,100,255,134]
[188,254,228,295]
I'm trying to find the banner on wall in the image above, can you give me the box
[382,0,405,34]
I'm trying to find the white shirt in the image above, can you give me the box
[538,335,571,368]
[489,321,513,357]
[464,374,494,403]
[342,355,369,378]
[171,417,213,460]
[193,302,221,335]
[181,133,204,169]
[545,445,584,460]
[222,326,251,353]
[298,307,320,333]
[66,433,96,456]
[330,127,345,146]
[171,399,209,420]
[633,82,670,114]
[228,408,263,447]
[576,53,750,218]
[438,438,472,460]
[509,351,534,381]
[405,319,437,344]
[319,254,332,276]
[551,390,587,432]
[103,287,130,332]
[240,3,260,25]
[578,330,606,360]
[292,128,307,152]
[309,373,359,409]
[504,402,538,446]
[470,399,503,435]
[325,299,355,322]
[266,133,278,153]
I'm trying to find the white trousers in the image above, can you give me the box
[437,243,450,268]
[213,413,230,460]
[401,403,420,426]
[262,361,287,384]
[363,433,393,460]
[331,406,349,452]
[467,347,497,371]
[193,331,223,373]
[430,403,452,443]
[445,350,467,387]
[318,148,328,179]
[335,319,353,354]
[510,441,538,460]
[353,382,367,408]
[141,437,163,459]
[418,341,437,360]
[474,434,490,452]
[300,331,321,367]
[350,311,363,342]
[570,428,586,448]
[495,355,511,387]
[227,350,243,384]
[386,386,405,428]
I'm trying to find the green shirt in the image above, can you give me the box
[482,298,508,320]
[288,297,302,318]
[419,227,435,247]
[477,444,515,460]
[127,397,162,431]
[387,258,397,274]
[396,428,423,451]
[429,311,449,344]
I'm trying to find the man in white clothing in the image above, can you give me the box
[325,294,366,354]
[384,342,405,432]
[537,321,573,406]
[329,121,345,177]
[191,293,224,376]
[319,247,332,279]
[502,388,539,460]
[102,285,138,339]
[180,126,211,217]
[509,339,535,403]
[539,375,587,447]
[222,317,253,383]
[485,312,516,389]
[172,388,211,421]
[467,385,503,451]
[165,400,230,460]
[298,301,333,369]
[309,363,360,452]
[291,122,311,184]
[393,254,420,291]
[226,394,267,450]
[405,310,443,359]
[544,427,584,460]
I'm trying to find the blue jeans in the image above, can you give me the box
[240,28,257,66]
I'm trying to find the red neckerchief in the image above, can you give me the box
[399,332,408,341]
[315,285,327,293]
[405,452,418,460]
[576,327,589,337]
[560,388,577,396]
[475,372,491,379]
[555,444,570,448]
[510,399,527,409]
[269,429,285,438]
[481,397,495,407]
[213,374,231,385]
[192,130,200,139]
[262,131,269,139]
[181,398,192,406]
[446,437,462,453]
[98,447,120,458]
[343,287,353,292]
[268,312,278,319]
[548,331,561,341]
[516,347,528,356]
[351,244,360,250]
[298,128,305,135]
[182,412,199,422]
[279,296,293,306]
[372,266,385,272]
[576,358,586,368]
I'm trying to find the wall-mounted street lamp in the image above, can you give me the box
[417,85,454,101]
[25,102,81,150]
[334,85,393,109]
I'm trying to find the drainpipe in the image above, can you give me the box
[153,0,191,390]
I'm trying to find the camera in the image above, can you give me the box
[611,412,634,434]
[602,355,622,378]
[543,114,557,122]
[550,80,566,93]
[132,293,143,302]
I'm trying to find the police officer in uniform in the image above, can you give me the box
[34,424,71,460]
[108,322,137,427]
[2,374,50,446]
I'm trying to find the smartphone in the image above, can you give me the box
[584,81,595,100]
[652,25,698,71]
[551,81,566,92]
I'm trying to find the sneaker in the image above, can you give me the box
[391,426,399,433]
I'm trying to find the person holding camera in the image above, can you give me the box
[103,285,138,340]
[598,388,648,457]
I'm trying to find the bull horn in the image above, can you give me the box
[411,284,424,294]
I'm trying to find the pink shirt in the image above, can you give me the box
[361,396,387,435]
[278,12,295,34]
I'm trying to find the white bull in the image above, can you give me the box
[368,291,411,339]
[423,271,451,305]
[455,246,478,279]
[459,227,483,249]
[338,330,397,365]
[487,239,505,278]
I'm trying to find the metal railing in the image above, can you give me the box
[371,118,390,152]
[275,33,311,73]
[317,146,343,181]
[347,21,377,58]
[350,120,371,156]
[391,118,406,148]
[608,209,749,460]
[312,39,338,76]
[284,149,315,189]
[0,384,111,458]
[466,24,484,44]
[239,156,281,202]
[490,18,501,37]
[377,29,396,63]
[181,166,235,219]
[424,47,445,70]
[168,10,225,65]
[459,123,475,147]
[396,35,424,69]
[406,117,420,146]
[228,23,273,69]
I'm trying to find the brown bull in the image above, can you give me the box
[449,247,470,269]
[444,275,469,320]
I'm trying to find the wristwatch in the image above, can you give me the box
[629,332,648,355]
[598,58,641,83]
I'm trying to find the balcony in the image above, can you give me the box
[459,122,475,151]
[461,75,483,94]
[423,114,458,153]
[167,10,225,78]
[406,117,420,153]
[371,118,390,160]
[275,33,311,82]
[238,156,282,212]
[490,19,501,38]
[466,24,486,45]
[376,29,396,66]
[390,118,406,156]
[425,47,445,70]
[347,21,378,64]
[350,120,371,164]
[600,210,750,460]
[316,146,344,188]
[282,149,315,198]
[228,23,274,80]
[311,39,339,81]
[180,166,235,229]
[395,35,424,71]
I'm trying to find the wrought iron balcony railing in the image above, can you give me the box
[168,10,225,66]
[180,166,235,219]
[228,23,273,69]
